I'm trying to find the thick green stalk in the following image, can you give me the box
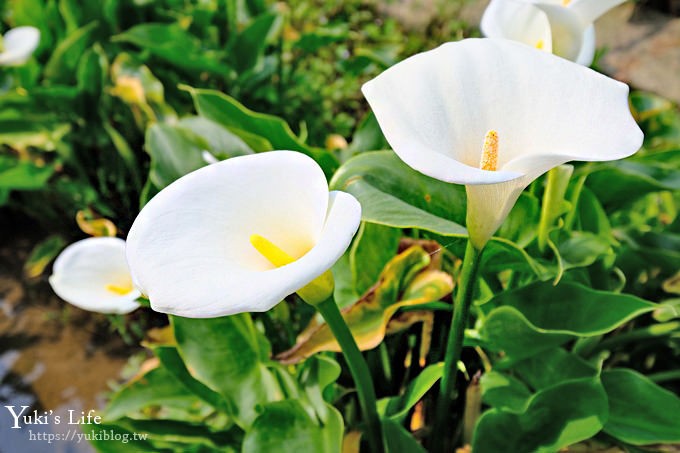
[537,165,574,253]
[316,297,385,453]
[433,240,483,453]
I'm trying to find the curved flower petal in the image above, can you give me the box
[569,0,627,23]
[532,2,585,61]
[126,151,361,318]
[363,39,642,181]
[481,0,552,53]
[363,38,643,247]
[0,26,40,66]
[49,237,140,314]
[575,24,596,66]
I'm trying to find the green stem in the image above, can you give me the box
[433,240,484,453]
[316,298,384,453]
[648,369,680,383]
[589,321,680,355]
[537,165,574,253]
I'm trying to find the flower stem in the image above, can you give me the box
[433,240,483,453]
[316,297,385,453]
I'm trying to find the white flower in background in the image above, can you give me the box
[362,38,643,249]
[481,0,627,66]
[0,26,40,66]
[126,151,361,318]
[49,237,140,314]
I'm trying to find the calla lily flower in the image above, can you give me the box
[362,38,643,249]
[49,237,141,314]
[481,0,626,66]
[126,151,361,318]
[0,26,40,66]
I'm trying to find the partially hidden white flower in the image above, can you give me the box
[481,0,627,66]
[126,151,362,318]
[362,38,643,250]
[0,26,40,66]
[49,237,141,314]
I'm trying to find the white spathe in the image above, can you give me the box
[49,237,141,314]
[126,151,362,318]
[362,38,643,249]
[481,0,627,66]
[0,26,40,66]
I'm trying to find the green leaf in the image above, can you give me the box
[183,86,337,176]
[513,348,598,391]
[350,222,401,298]
[231,13,279,73]
[172,314,280,427]
[480,282,656,360]
[479,371,532,413]
[330,151,467,236]
[242,400,343,453]
[379,363,443,421]
[497,193,539,248]
[44,21,98,82]
[144,123,208,190]
[104,366,206,421]
[473,378,608,453]
[558,232,612,269]
[177,116,254,158]
[587,149,680,209]
[113,23,231,74]
[602,368,680,445]
[0,156,54,190]
[23,235,66,279]
[382,418,427,453]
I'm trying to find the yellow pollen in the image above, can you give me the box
[480,130,499,171]
[106,283,133,295]
[562,0,571,5]
[250,234,295,267]
[535,39,544,50]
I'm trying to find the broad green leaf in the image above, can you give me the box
[242,400,343,453]
[44,21,98,82]
[382,418,427,453]
[602,368,680,445]
[0,156,55,190]
[172,314,281,427]
[23,235,66,279]
[480,282,656,360]
[104,366,208,421]
[558,232,612,269]
[479,371,532,413]
[0,120,70,151]
[296,355,341,424]
[587,149,680,208]
[497,192,539,248]
[514,348,598,391]
[231,13,279,72]
[103,417,239,450]
[145,123,208,190]
[473,378,608,453]
[277,246,452,364]
[183,86,338,176]
[152,345,230,414]
[177,116,254,158]
[330,151,467,236]
[113,23,231,74]
[349,222,401,298]
[378,363,444,421]
[344,111,389,157]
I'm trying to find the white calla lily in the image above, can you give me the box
[126,151,361,318]
[0,26,40,66]
[481,0,626,66]
[362,38,643,249]
[49,237,141,314]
